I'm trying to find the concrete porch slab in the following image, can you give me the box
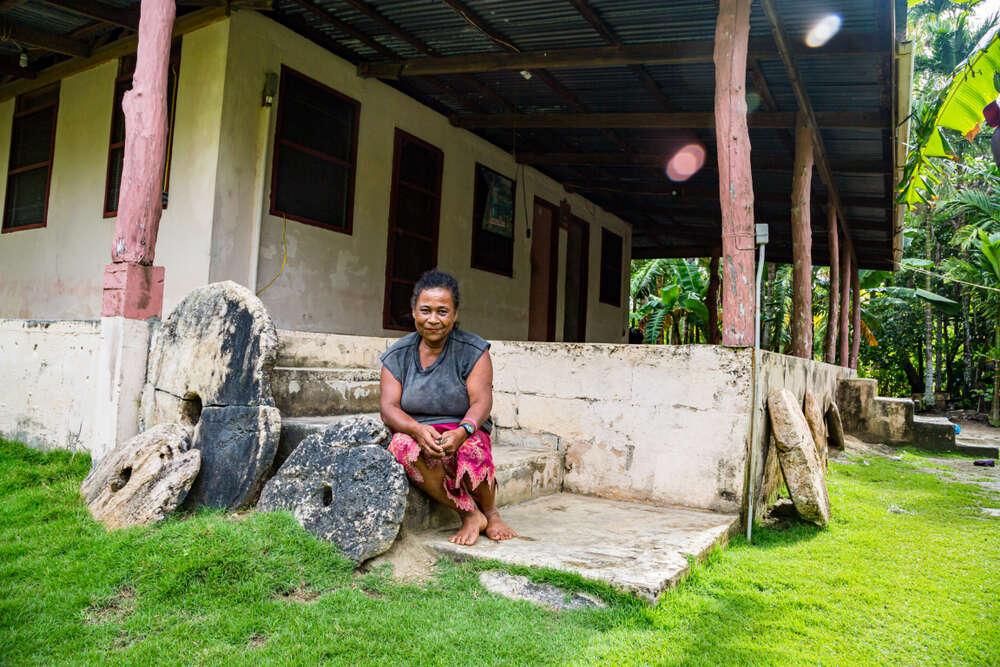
[421,493,738,602]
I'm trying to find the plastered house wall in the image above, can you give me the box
[0,21,230,320]
[215,11,630,342]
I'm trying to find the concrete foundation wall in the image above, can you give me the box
[750,351,854,516]
[0,319,101,451]
[491,342,753,513]
[219,11,630,342]
[284,331,755,514]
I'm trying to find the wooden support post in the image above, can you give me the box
[850,255,861,369]
[838,239,852,366]
[707,253,721,344]
[714,0,755,347]
[101,0,174,320]
[789,112,814,358]
[824,206,840,363]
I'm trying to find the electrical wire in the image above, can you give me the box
[256,216,288,296]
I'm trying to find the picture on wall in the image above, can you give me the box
[471,163,516,276]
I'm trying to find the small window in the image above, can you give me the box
[3,84,59,232]
[104,40,182,217]
[383,129,444,330]
[599,228,624,306]
[470,163,516,277]
[269,66,360,233]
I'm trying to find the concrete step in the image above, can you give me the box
[404,445,564,532]
[276,329,388,369]
[956,442,1000,459]
[271,366,381,417]
[277,413,384,468]
[911,415,957,452]
[420,493,739,603]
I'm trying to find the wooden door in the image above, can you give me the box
[528,197,559,341]
[383,129,444,330]
[562,215,589,342]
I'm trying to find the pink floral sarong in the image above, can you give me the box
[388,423,495,512]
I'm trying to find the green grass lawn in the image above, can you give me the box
[1,439,998,666]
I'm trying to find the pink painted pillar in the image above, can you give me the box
[714,0,756,347]
[101,0,175,320]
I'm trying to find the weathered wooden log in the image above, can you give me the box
[110,0,175,265]
[850,257,861,369]
[714,0,755,347]
[789,113,814,358]
[824,206,840,364]
[838,240,852,366]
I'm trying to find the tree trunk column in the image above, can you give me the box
[789,113,814,358]
[823,206,840,364]
[838,237,852,366]
[101,0,175,320]
[714,0,756,347]
[849,254,861,369]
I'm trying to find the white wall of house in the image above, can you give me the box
[0,21,230,320]
[213,11,631,343]
[0,11,629,342]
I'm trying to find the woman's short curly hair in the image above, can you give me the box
[411,269,460,309]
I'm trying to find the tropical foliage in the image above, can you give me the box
[630,0,1000,423]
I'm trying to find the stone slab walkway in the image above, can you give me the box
[422,493,738,602]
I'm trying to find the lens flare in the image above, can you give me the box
[666,144,706,182]
[805,14,842,48]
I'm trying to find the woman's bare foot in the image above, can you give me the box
[484,509,517,541]
[449,509,488,546]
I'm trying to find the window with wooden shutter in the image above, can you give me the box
[269,66,360,234]
[3,84,59,233]
[599,228,624,306]
[104,40,181,217]
[383,129,444,330]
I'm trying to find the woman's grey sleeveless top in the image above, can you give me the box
[380,327,493,433]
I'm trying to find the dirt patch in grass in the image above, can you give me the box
[84,586,135,625]
[274,582,321,603]
[247,633,267,649]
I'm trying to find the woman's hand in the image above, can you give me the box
[411,424,446,459]
[437,428,469,457]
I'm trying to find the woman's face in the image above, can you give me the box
[413,287,457,345]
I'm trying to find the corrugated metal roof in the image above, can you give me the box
[0,0,903,268]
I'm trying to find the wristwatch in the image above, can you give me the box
[459,422,476,437]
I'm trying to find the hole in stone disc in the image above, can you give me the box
[110,466,132,492]
[180,393,203,427]
[321,484,333,507]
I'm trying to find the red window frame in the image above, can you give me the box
[382,128,444,331]
[268,65,361,234]
[2,83,59,233]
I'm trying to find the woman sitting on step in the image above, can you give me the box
[379,269,517,546]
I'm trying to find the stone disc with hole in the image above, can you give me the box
[258,435,407,563]
[141,281,278,430]
[81,423,201,529]
[767,388,831,526]
[184,405,281,510]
